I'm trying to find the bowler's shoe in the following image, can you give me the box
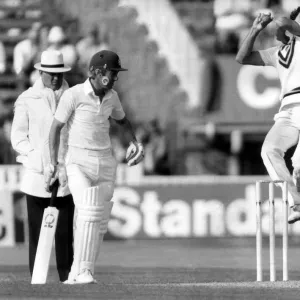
[288,210,300,224]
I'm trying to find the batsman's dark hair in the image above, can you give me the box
[290,6,300,20]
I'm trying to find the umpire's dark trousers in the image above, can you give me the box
[26,194,74,282]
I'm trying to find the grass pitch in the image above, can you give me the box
[1,238,300,299]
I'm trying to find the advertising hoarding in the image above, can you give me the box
[109,180,300,239]
[0,190,15,246]
[1,165,299,242]
[208,56,281,124]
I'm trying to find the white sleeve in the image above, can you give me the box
[111,93,125,120]
[11,96,33,155]
[258,46,278,67]
[55,90,76,123]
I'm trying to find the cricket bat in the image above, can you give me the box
[31,180,59,284]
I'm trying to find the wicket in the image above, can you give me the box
[255,180,289,282]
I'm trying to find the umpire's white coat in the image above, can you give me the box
[11,78,70,198]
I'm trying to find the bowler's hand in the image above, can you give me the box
[252,13,273,32]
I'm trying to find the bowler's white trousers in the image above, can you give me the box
[261,104,300,207]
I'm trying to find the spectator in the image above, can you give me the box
[149,120,170,175]
[47,26,77,69]
[199,54,222,115]
[29,23,53,84]
[111,135,126,163]
[0,41,6,74]
[39,23,50,51]
[0,113,17,164]
[76,24,109,77]
[13,24,41,89]
[213,0,251,53]
[138,120,170,175]
[281,0,300,16]
[213,0,272,53]
[135,123,152,174]
[47,26,79,86]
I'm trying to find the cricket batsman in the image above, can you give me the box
[46,50,144,284]
[236,7,300,224]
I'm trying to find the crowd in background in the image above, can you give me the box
[7,21,109,89]
[213,0,300,54]
[0,0,298,175]
[0,16,170,175]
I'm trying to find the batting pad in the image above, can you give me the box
[93,201,113,273]
[72,184,114,277]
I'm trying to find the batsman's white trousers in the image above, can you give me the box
[261,105,300,207]
[65,146,117,277]
[65,146,118,206]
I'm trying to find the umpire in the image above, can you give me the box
[11,50,74,282]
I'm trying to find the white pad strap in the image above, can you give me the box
[100,201,113,235]
[94,201,113,273]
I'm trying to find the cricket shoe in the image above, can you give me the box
[288,206,300,224]
[62,278,76,285]
[74,269,97,284]
[62,271,76,284]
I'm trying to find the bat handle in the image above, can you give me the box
[50,179,59,207]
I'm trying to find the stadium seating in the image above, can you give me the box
[51,0,188,128]
[0,0,42,118]
[0,0,201,125]
[0,0,216,174]
[173,1,216,53]
[44,0,203,175]
[0,0,81,119]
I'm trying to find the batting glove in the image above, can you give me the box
[126,141,145,167]
[44,163,67,192]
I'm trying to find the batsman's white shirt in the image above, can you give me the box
[55,79,125,150]
[55,79,125,205]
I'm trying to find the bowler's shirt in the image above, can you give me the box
[55,79,125,150]
[259,35,300,110]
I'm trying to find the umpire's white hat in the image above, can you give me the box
[34,50,71,73]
